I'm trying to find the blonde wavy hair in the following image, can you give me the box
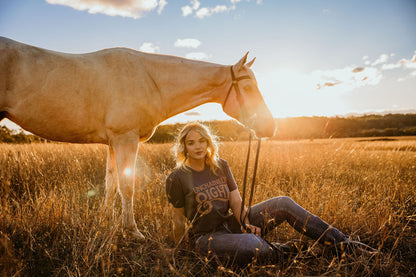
[174,122,220,174]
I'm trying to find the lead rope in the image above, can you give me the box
[240,131,262,232]
[238,133,290,260]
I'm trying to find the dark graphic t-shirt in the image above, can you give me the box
[166,159,238,236]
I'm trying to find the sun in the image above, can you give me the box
[257,68,350,118]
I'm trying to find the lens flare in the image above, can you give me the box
[123,167,133,176]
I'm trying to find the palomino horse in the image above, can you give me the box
[0,37,276,240]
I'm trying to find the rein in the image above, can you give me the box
[239,131,262,232]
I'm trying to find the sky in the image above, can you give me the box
[1,0,415,130]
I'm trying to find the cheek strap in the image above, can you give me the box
[223,66,251,108]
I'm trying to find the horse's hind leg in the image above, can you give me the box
[111,132,145,241]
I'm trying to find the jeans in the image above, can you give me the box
[194,196,348,266]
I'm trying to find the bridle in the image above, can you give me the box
[223,66,262,234]
[223,66,252,108]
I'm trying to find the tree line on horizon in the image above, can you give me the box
[1,113,416,144]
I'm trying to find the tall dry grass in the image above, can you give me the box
[0,138,415,276]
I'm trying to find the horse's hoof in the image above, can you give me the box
[130,229,146,242]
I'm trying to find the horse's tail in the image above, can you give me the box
[0,37,18,114]
[0,38,9,111]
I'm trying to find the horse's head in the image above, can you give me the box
[222,53,276,138]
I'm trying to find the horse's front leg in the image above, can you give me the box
[111,132,145,241]
[103,145,118,209]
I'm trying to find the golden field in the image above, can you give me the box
[1,137,415,276]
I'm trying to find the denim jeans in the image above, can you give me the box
[194,196,347,266]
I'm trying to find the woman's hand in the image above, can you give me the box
[229,190,262,236]
[244,224,262,236]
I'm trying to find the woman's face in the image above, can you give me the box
[185,130,208,162]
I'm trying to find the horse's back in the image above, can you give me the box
[0,38,108,142]
[0,37,160,143]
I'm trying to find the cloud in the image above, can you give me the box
[375,50,416,82]
[406,63,416,69]
[398,70,416,82]
[403,50,416,69]
[181,0,260,19]
[314,66,382,92]
[139,42,160,53]
[157,0,167,14]
[190,0,200,9]
[174,38,201,49]
[381,63,401,70]
[193,7,209,18]
[185,52,211,60]
[397,51,416,81]
[371,54,389,66]
[316,81,341,89]
[362,51,416,83]
[45,0,166,19]
[378,50,416,72]
[195,5,228,19]
[260,65,383,97]
[181,0,199,16]
[256,51,416,118]
[264,50,416,95]
[181,5,193,16]
[352,67,365,73]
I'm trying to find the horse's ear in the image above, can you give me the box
[246,57,256,68]
[234,52,249,72]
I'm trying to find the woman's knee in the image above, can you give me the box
[271,196,296,210]
[231,234,273,263]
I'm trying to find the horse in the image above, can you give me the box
[0,37,276,240]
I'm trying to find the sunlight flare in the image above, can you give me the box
[123,167,133,177]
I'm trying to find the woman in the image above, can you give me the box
[166,122,365,266]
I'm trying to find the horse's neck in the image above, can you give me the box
[143,54,230,120]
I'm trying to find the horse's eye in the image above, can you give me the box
[244,85,253,92]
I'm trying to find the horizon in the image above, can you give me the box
[1,0,415,131]
[4,110,416,134]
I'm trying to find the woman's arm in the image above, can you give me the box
[229,189,262,236]
[171,206,189,247]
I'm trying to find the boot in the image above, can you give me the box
[333,239,380,257]
[298,212,348,246]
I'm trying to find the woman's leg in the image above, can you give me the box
[248,196,348,245]
[195,230,275,266]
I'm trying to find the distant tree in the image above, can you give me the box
[2,113,416,143]
[0,126,15,143]
[0,126,48,143]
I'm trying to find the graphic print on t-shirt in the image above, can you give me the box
[193,176,229,215]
